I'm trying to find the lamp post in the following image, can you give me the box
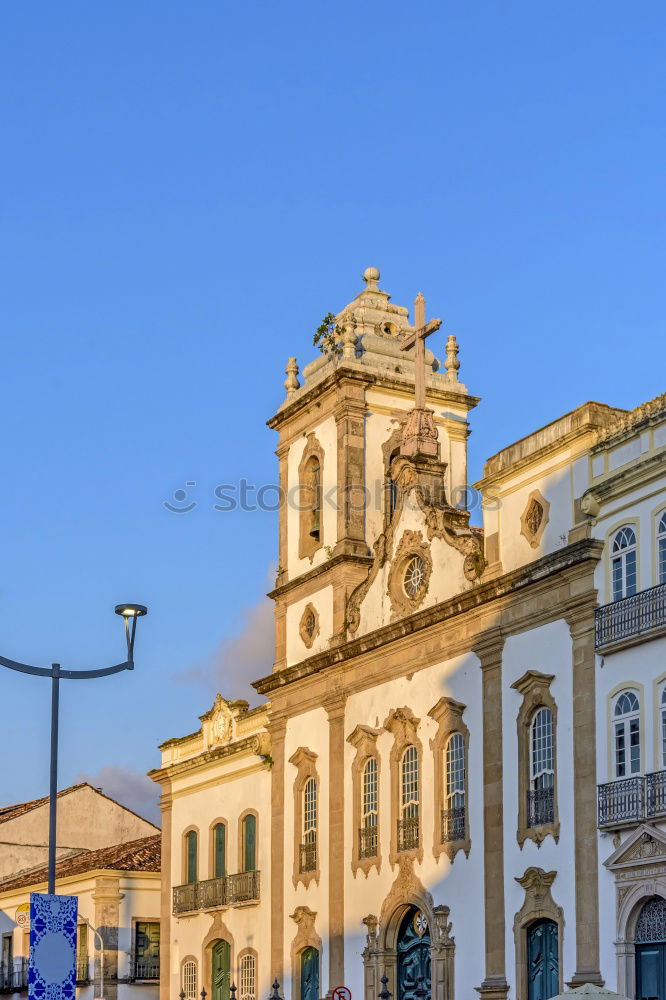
[0,603,148,895]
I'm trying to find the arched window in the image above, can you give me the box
[239,954,256,1000]
[242,814,257,872]
[307,458,321,542]
[613,690,641,777]
[300,777,317,873]
[182,961,197,1000]
[528,707,555,827]
[444,733,465,842]
[213,823,226,879]
[611,525,638,600]
[359,757,378,859]
[399,745,419,851]
[658,512,666,585]
[185,830,198,884]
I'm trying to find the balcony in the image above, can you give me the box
[173,870,260,914]
[359,825,378,859]
[598,771,666,828]
[441,806,466,843]
[76,958,89,983]
[595,582,666,653]
[397,816,420,852]
[131,958,160,980]
[299,841,317,873]
[527,787,555,828]
[0,959,28,992]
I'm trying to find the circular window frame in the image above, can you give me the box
[387,531,433,618]
[299,603,320,649]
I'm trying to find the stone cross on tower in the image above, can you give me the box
[399,292,442,458]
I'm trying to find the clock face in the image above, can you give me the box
[413,911,428,937]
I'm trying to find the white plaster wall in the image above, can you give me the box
[592,480,666,601]
[283,708,330,997]
[169,760,271,1000]
[342,652,485,1000]
[501,621,577,996]
[496,460,574,575]
[286,585,334,666]
[286,416,338,578]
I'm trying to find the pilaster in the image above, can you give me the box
[334,379,368,558]
[158,784,172,1000]
[269,715,288,985]
[566,607,603,988]
[474,630,509,1000]
[325,690,347,992]
[92,876,124,1000]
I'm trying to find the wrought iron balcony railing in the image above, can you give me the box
[441,806,466,843]
[300,841,317,873]
[527,786,555,828]
[131,958,160,980]
[595,582,666,652]
[647,770,666,819]
[397,815,420,852]
[359,824,378,859]
[598,775,647,827]
[173,870,260,914]
[0,959,28,992]
[76,957,89,983]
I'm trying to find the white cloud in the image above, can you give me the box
[75,765,161,827]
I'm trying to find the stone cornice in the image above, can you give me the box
[147,734,270,782]
[253,538,604,696]
[583,446,666,508]
[268,552,373,600]
[267,364,480,432]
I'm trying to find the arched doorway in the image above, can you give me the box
[636,896,666,1000]
[212,941,230,1000]
[300,947,319,1000]
[527,919,559,1000]
[396,907,431,1000]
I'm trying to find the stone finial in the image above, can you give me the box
[363,266,380,290]
[342,317,357,360]
[284,357,300,396]
[444,335,460,383]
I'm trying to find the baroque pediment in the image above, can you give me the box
[604,825,666,870]
[200,694,247,748]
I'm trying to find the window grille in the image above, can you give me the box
[401,746,419,818]
[303,778,317,843]
[611,526,637,601]
[362,758,378,825]
[636,897,666,943]
[239,954,256,1000]
[182,961,197,1000]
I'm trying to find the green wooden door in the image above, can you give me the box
[212,940,231,1000]
[186,830,198,884]
[214,824,226,878]
[527,920,559,1000]
[300,947,319,1000]
[243,815,256,872]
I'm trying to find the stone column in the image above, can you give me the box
[158,782,173,1000]
[566,610,603,987]
[474,631,509,1000]
[325,691,347,992]
[92,876,124,1000]
[269,715,288,985]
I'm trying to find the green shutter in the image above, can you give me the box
[243,815,256,872]
[214,824,226,878]
[186,830,198,884]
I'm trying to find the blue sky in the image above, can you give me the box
[1,1,664,824]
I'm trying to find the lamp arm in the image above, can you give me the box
[58,661,134,680]
[0,655,52,677]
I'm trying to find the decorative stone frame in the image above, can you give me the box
[428,697,471,862]
[381,422,406,529]
[520,489,550,549]
[202,913,235,1000]
[387,531,433,619]
[299,603,320,650]
[362,857,455,1000]
[384,708,423,866]
[347,724,382,877]
[604,824,666,997]
[289,747,320,888]
[237,808,259,875]
[180,955,199,1000]
[208,817,228,881]
[513,868,564,1000]
[298,434,325,562]
[290,907,322,1000]
[511,670,560,848]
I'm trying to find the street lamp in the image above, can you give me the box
[0,603,148,895]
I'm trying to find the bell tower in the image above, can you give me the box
[267,267,479,671]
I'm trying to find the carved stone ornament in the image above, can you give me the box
[387,530,433,619]
[520,488,550,548]
[513,868,564,1000]
[299,603,320,649]
[511,670,560,848]
[200,694,235,748]
[347,725,383,878]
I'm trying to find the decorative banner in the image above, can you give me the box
[29,893,77,1000]
[15,903,30,930]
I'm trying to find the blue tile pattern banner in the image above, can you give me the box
[29,894,77,1000]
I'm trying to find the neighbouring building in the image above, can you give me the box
[151,268,666,1000]
[0,785,161,1000]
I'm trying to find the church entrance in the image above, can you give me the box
[397,907,431,1000]
[300,947,319,1000]
[636,897,666,1000]
[212,940,230,1000]
[527,919,559,1000]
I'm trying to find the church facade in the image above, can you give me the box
[150,269,666,1000]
